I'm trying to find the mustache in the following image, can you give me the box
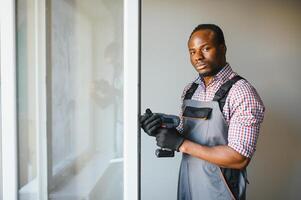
[195,62,207,66]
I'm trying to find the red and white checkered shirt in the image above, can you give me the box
[177,63,265,158]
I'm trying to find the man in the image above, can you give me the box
[140,24,265,200]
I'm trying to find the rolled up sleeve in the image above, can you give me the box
[227,81,265,158]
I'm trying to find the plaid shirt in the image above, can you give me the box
[177,63,265,158]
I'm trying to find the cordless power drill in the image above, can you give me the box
[145,109,180,158]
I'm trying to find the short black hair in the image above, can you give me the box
[189,24,225,45]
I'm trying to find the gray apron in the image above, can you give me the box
[178,76,248,200]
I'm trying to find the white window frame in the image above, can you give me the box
[1,1,18,200]
[123,0,141,199]
[0,0,141,199]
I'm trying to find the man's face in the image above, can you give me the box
[188,29,226,77]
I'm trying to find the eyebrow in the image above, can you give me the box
[188,43,210,51]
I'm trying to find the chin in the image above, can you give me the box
[198,66,221,77]
[199,73,211,77]
[197,70,212,77]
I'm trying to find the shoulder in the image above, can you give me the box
[228,78,264,106]
[181,82,193,99]
[181,76,199,99]
[227,77,265,123]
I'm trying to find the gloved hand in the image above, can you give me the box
[140,108,162,136]
[155,128,185,151]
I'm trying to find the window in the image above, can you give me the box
[1,0,139,199]
[16,0,125,199]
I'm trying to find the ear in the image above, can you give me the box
[220,44,227,55]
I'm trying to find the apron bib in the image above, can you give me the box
[178,76,247,200]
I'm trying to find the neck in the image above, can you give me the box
[203,76,213,87]
[202,62,227,87]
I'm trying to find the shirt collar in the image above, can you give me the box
[213,63,233,83]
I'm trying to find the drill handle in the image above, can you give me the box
[155,148,175,157]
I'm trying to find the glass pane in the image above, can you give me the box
[49,0,124,199]
[16,0,38,199]
[16,0,124,199]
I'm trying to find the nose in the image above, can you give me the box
[195,51,204,61]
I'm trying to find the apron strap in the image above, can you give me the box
[213,75,244,111]
[184,82,199,100]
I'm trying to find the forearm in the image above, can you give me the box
[179,140,250,169]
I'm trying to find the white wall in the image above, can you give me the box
[141,0,301,199]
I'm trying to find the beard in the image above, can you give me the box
[198,64,223,77]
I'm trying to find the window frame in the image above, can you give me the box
[0,0,141,199]
[1,1,18,200]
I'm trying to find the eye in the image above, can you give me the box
[202,47,210,52]
[189,51,195,55]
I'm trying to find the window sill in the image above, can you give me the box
[19,153,123,200]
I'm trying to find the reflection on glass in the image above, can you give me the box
[17,0,38,198]
[17,0,124,199]
[49,0,123,199]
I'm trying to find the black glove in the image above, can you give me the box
[155,128,185,151]
[140,109,162,136]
